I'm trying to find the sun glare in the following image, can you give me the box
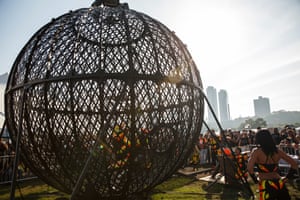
[170,2,245,81]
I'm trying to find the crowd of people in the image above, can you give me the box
[0,138,32,183]
[0,138,14,182]
[1,124,300,199]
[188,125,299,199]
[189,125,300,168]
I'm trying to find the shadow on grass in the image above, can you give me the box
[0,179,69,200]
[151,174,256,200]
[1,175,299,200]
[203,183,247,200]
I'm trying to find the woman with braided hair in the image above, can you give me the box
[247,129,298,200]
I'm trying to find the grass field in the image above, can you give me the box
[1,174,299,200]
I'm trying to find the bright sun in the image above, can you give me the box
[169,1,245,76]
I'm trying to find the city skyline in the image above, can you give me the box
[0,83,297,129]
[206,86,231,123]
[1,0,300,118]
[205,85,274,121]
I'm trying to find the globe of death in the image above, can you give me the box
[5,1,204,199]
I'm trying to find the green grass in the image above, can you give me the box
[1,175,299,200]
[0,179,68,200]
[151,175,252,200]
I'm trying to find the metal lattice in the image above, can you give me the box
[5,1,204,199]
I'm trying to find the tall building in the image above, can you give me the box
[0,84,4,113]
[206,86,219,122]
[218,89,230,122]
[253,96,271,117]
[0,84,5,128]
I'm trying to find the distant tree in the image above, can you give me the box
[254,118,267,128]
[239,118,253,130]
[231,111,300,129]
[294,123,300,128]
[239,118,267,130]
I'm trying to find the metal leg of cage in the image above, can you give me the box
[199,89,254,199]
[70,85,128,200]
[203,121,228,189]
[0,119,6,138]
[9,88,27,200]
[205,173,223,190]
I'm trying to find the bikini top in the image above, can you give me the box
[255,149,280,173]
[256,163,279,173]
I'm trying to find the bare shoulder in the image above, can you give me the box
[248,147,261,160]
[250,147,260,155]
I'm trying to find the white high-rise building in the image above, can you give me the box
[0,84,5,127]
[206,86,219,122]
[218,89,230,122]
[0,84,4,112]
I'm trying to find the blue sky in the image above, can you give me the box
[1,0,300,119]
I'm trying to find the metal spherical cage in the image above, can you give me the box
[5,2,204,199]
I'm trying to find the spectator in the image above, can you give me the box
[271,127,281,145]
[248,130,256,145]
[0,139,8,155]
[190,145,200,171]
[232,131,240,146]
[208,130,219,167]
[234,147,248,179]
[238,130,250,151]
[286,127,299,144]
[0,139,9,174]
[197,133,208,164]
[226,130,238,148]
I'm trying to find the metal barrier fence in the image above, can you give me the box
[278,144,300,176]
[279,144,300,157]
[0,154,36,185]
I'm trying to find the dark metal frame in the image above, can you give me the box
[202,94,254,199]
[5,1,204,199]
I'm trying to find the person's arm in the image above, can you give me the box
[247,149,257,173]
[278,149,299,179]
[247,148,259,183]
[278,149,298,169]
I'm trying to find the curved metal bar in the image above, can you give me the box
[4,3,204,199]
